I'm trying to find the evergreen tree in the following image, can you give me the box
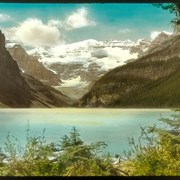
[124,109,180,175]
[154,3,180,33]
[60,127,83,150]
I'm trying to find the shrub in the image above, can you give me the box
[123,109,180,176]
[0,126,119,176]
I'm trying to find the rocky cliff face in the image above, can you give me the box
[0,31,70,108]
[79,34,180,108]
[26,33,170,101]
[22,73,71,108]
[0,31,31,107]
[25,39,142,100]
[130,32,172,59]
[7,44,61,86]
[146,32,172,53]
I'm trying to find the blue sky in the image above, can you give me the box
[0,3,174,47]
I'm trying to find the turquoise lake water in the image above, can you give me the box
[0,108,171,156]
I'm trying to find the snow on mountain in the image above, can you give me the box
[27,39,138,71]
[143,31,173,56]
[94,48,137,71]
[151,31,172,40]
[6,32,171,100]
[23,39,145,100]
[25,39,143,99]
[5,39,17,48]
[61,76,88,87]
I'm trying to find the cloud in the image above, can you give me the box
[0,14,11,22]
[150,31,173,40]
[118,28,131,34]
[48,19,63,27]
[5,18,61,47]
[64,7,96,30]
[3,8,96,46]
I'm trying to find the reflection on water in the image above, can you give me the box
[0,108,171,155]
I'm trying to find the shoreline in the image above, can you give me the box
[0,108,172,112]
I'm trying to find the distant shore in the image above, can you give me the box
[0,108,172,112]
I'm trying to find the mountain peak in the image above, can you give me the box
[153,32,171,42]
[151,31,172,42]
[0,30,32,107]
[0,31,5,48]
[79,33,180,108]
[0,31,69,107]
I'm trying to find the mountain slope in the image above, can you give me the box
[7,44,61,86]
[26,33,169,100]
[0,31,69,108]
[0,31,31,107]
[23,73,71,107]
[26,39,146,100]
[130,69,180,107]
[79,34,180,108]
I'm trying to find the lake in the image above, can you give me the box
[0,108,171,156]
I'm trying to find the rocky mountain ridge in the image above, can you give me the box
[25,34,168,100]
[5,31,172,101]
[6,43,61,86]
[0,31,31,107]
[79,33,180,108]
[0,31,70,108]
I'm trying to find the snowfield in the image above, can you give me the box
[27,39,139,72]
[24,39,148,89]
[6,31,172,99]
[60,76,88,87]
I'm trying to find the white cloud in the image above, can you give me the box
[64,7,96,30]
[118,28,131,34]
[5,18,61,47]
[150,30,173,40]
[48,19,63,27]
[0,14,11,22]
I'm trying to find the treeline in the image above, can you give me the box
[80,56,180,108]
[0,110,179,176]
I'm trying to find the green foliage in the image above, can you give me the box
[153,3,180,15]
[58,127,117,176]
[153,3,180,32]
[124,110,180,176]
[1,127,57,176]
[0,126,118,176]
[1,112,179,176]
[82,56,180,108]
[60,127,83,150]
[59,144,116,176]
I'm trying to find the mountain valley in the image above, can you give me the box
[0,31,70,108]
[1,29,179,108]
[79,34,180,108]
[7,31,171,101]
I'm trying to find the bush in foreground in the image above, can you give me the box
[122,109,180,176]
[0,110,179,176]
[0,126,119,176]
